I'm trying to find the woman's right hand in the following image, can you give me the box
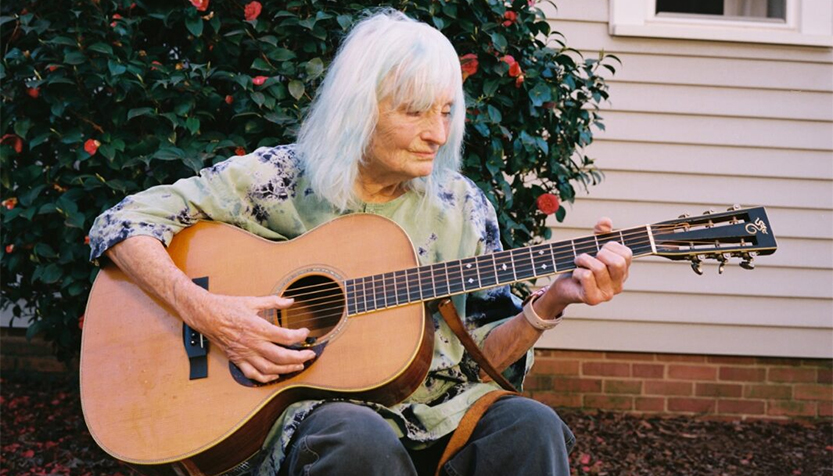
[177,289,318,384]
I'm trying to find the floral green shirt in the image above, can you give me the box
[88,145,530,473]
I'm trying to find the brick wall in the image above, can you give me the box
[3,328,831,420]
[1,328,76,374]
[524,349,833,420]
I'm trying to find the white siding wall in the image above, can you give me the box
[536,0,833,358]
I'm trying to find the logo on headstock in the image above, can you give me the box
[744,218,768,235]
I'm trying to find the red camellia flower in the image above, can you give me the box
[78,314,85,330]
[5,244,14,254]
[47,65,59,72]
[503,11,518,27]
[536,193,560,215]
[515,75,525,88]
[252,76,268,86]
[84,139,101,156]
[84,235,91,245]
[235,147,246,156]
[190,0,209,12]
[110,13,122,27]
[244,1,262,21]
[225,95,234,104]
[2,198,17,210]
[1,134,23,153]
[508,61,522,78]
[27,87,39,98]
[460,53,478,82]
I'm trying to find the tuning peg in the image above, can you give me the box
[703,208,715,215]
[678,213,690,219]
[717,254,729,274]
[727,204,742,211]
[740,254,755,270]
[690,257,704,275]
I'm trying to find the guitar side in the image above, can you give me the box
[80,215,434,476]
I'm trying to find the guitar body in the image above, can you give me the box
[80,214,434,476]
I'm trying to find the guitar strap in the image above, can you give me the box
[434,299,520,476]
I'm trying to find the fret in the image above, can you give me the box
[373,274,385,311]
[406,268,421,303]
[431,263,450,298]
[530,243,553,277]
[548,242,558,272]
[346,279,357,315]
[512,248,535,281]
[476,255,498,288]
[383,272,395,308]
[573,235,598,257]
[461,257,479,292]
[509,250,518,281]
[394,270,408,306]
[447,259,466,295]
[596,231,621,251]
[623,226,653,257]
[418,265,435,300]
[554,240,576,272]
[494,250,515,285]
[356,277,367,314]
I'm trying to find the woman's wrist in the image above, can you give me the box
[522,286,565,331]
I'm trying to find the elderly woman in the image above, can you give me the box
[89,10,631,476]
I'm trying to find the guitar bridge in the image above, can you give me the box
[183,277,210,380]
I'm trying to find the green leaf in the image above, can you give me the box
[487,105,502,123]
[108,60,127,76]
[288,80,305,100]
[305,58,324,79]
[336,14,353,30]
[185,17,203,37]
[267,48,296,62]
[14,118,32,139]
[185,117,200,135]
[49,36,76,46]
[490,32,507,52]
[35,243,58,258]
[88,42,114,55]
[528,82,552,107]
[40,263,63,284]
[127,107,154,120]
[63,51,86,65]
[251,92,265,107]
[251,58,272,71]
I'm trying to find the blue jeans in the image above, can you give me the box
[278,397,575,476]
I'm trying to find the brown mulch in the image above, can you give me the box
[1,373,831,476]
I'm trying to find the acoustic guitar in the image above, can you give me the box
[80,206,776,476]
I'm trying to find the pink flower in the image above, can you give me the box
[502,11,518,27]
[225,95,234,104]
[1,134,23,153]
[244,1,262,21]
[252,76,268,86]
[84,139,101,156]
[235,147,246,156]
[110,13,122,27]
[5,244,14,254]
[26,87,39,98]
[2,198,17,210]
[190,0,209,12]
[536,193,560,215]
[460,53,479,82]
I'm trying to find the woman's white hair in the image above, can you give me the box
[296,9,466,210]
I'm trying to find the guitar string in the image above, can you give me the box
[263,235,756,328]
[271,222,746,303]
[268,230,751,314]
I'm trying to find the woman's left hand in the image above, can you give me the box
[533,217,633,318]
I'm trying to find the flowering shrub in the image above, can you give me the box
[0,0,616,357]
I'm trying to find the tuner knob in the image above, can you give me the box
[716,254,729,275]
[740,254,755,270]
[727,204,742,211]
[703,208,715,215]
[678,213,690,219]
[690,257,704,276]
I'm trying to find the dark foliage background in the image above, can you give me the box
[0,0,616,358]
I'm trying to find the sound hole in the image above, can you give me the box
[282,274,345,340]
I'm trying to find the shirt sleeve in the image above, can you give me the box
[88,150,290,261]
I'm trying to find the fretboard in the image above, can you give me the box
[344,225,655,316]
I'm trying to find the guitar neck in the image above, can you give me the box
[344,225,655,316]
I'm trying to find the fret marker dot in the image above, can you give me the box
[501,264,508,271]
[466,264,472,269]
[542,264,547,269]
[538,251,544,255]
[468,278,474,284]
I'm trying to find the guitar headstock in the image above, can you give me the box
[651,206,777,274]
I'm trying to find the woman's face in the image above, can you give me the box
[362,94,453,186]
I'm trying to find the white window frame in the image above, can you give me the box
[609,0,833,47]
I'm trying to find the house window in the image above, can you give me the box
[656,0,786,21]
[609,0,832,47]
